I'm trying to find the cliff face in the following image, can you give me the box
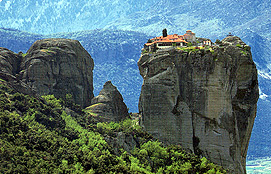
[138,36,259,173]
[0,38,94,107]
[0,48,36,95]
[87,81,129,122]
[20,38,94,107]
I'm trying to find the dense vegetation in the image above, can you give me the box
[0,80,226,173]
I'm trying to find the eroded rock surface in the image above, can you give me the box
[138,36,259,173]
[0,48,20,75]
[87,81,129,122]
[20,38,94,107]
[0,48,36,95]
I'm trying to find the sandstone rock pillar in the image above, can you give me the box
[138,36,259,173]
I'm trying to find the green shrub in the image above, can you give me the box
[241,50,248,55]
[215,39,222,45]
[142,49,148,54]
[236,43,242,48]
[22,53,28,57]
[42,95,62,109]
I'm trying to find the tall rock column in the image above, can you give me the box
[20,38,94,107]
[138,36,259,173]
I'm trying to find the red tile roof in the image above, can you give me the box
[175,39,188,43]
[145,31,196,47]
[146,34,188,46]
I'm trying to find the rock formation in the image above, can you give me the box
[0,48,20,75]
[87,81,129,122]
[0,48,36,95]
[20,38,94,107]
[138,36,259,173]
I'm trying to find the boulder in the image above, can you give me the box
[138,36,259,173]
[87,81,129,122]
[20,38,94,107]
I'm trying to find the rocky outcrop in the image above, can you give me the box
[0,48,20,75]
[20,38,94,107]
[138,36,259,173]
[0,48,36,95]
[87,81,129,122]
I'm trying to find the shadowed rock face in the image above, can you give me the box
[138,36,259,173]
[0,48,36,95]
[0,48,20,75]
[20,38,94,107]
[88,81,129,122]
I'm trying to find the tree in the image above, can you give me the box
[187,42,192,47]
[215,39,222,45]
[163,28,167,37]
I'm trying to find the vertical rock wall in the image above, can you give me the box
[20,38,94,107]
[88,81,129,122]
[138,36,259,173]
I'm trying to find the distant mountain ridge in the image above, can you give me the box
[105,0,271,37]
[0,0,159,34]
[1,0,271,40]
[0,26,271,156]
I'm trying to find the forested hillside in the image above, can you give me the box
[0,80,226,173]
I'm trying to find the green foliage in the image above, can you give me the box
[129,143,227,173]
[177,46,215,56]
[236,43,242,48]
[233,43,250,56]
[215,39,222,45]
[91,118,152,141]
[142,49,148,54]
[187,42,193,47]
[40,48,57,55]
[60,94,83,115]
[42,94,62,109]
[241,50,248,55]
[0,83,227,173]
[22,53,28,57]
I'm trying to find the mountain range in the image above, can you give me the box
[1,0,271,159]
[1,0,271,39]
